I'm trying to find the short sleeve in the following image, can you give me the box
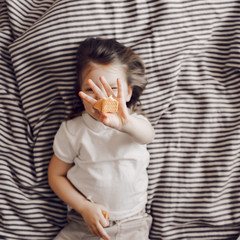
[53,121,77,163]
[133,112,150,122]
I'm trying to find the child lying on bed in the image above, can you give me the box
[48,37,154,240]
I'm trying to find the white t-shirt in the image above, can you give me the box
[53,112,150,220]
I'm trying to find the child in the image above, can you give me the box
[48,37,155,240]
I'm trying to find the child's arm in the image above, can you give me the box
[48,154,110,240]
[120,114,155,144]
[79,77,155,144]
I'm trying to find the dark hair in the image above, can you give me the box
[69,37,147,119]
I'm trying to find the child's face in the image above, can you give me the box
[80,63,132,113]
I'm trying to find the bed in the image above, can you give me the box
[1,0,240,239]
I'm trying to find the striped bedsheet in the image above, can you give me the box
[1,0,240,239]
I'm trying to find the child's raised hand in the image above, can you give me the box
[80,201,110,240]
[79,76,131,131]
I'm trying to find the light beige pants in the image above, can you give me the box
[54,209,152,240]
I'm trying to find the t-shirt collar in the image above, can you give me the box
[82,112,108,132]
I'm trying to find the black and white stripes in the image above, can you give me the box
[1,0,240,239]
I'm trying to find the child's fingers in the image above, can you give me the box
[100,76,115,97]
[89,222,110,240]
[117,78,124,99]
[78,91,96,105]
[89,225,102,239]
[96,222,111,240]
[88,79,106,99]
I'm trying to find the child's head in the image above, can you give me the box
[73,37,147,116]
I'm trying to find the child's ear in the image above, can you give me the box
[126,86,133,102]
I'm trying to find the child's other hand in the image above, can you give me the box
[79,76,131,131]
[80,201,110,240]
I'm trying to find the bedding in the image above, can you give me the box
[1,0,240,239]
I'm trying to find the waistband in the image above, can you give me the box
[107,209,147,227]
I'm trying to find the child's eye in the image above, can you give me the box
[85,88,93,92]
[112,87,118,90]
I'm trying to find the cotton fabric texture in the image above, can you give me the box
[54,209,152,240]
[53,112,150,220]
[3,1,240,239]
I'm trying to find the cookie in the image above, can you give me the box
[94,96,118,113]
